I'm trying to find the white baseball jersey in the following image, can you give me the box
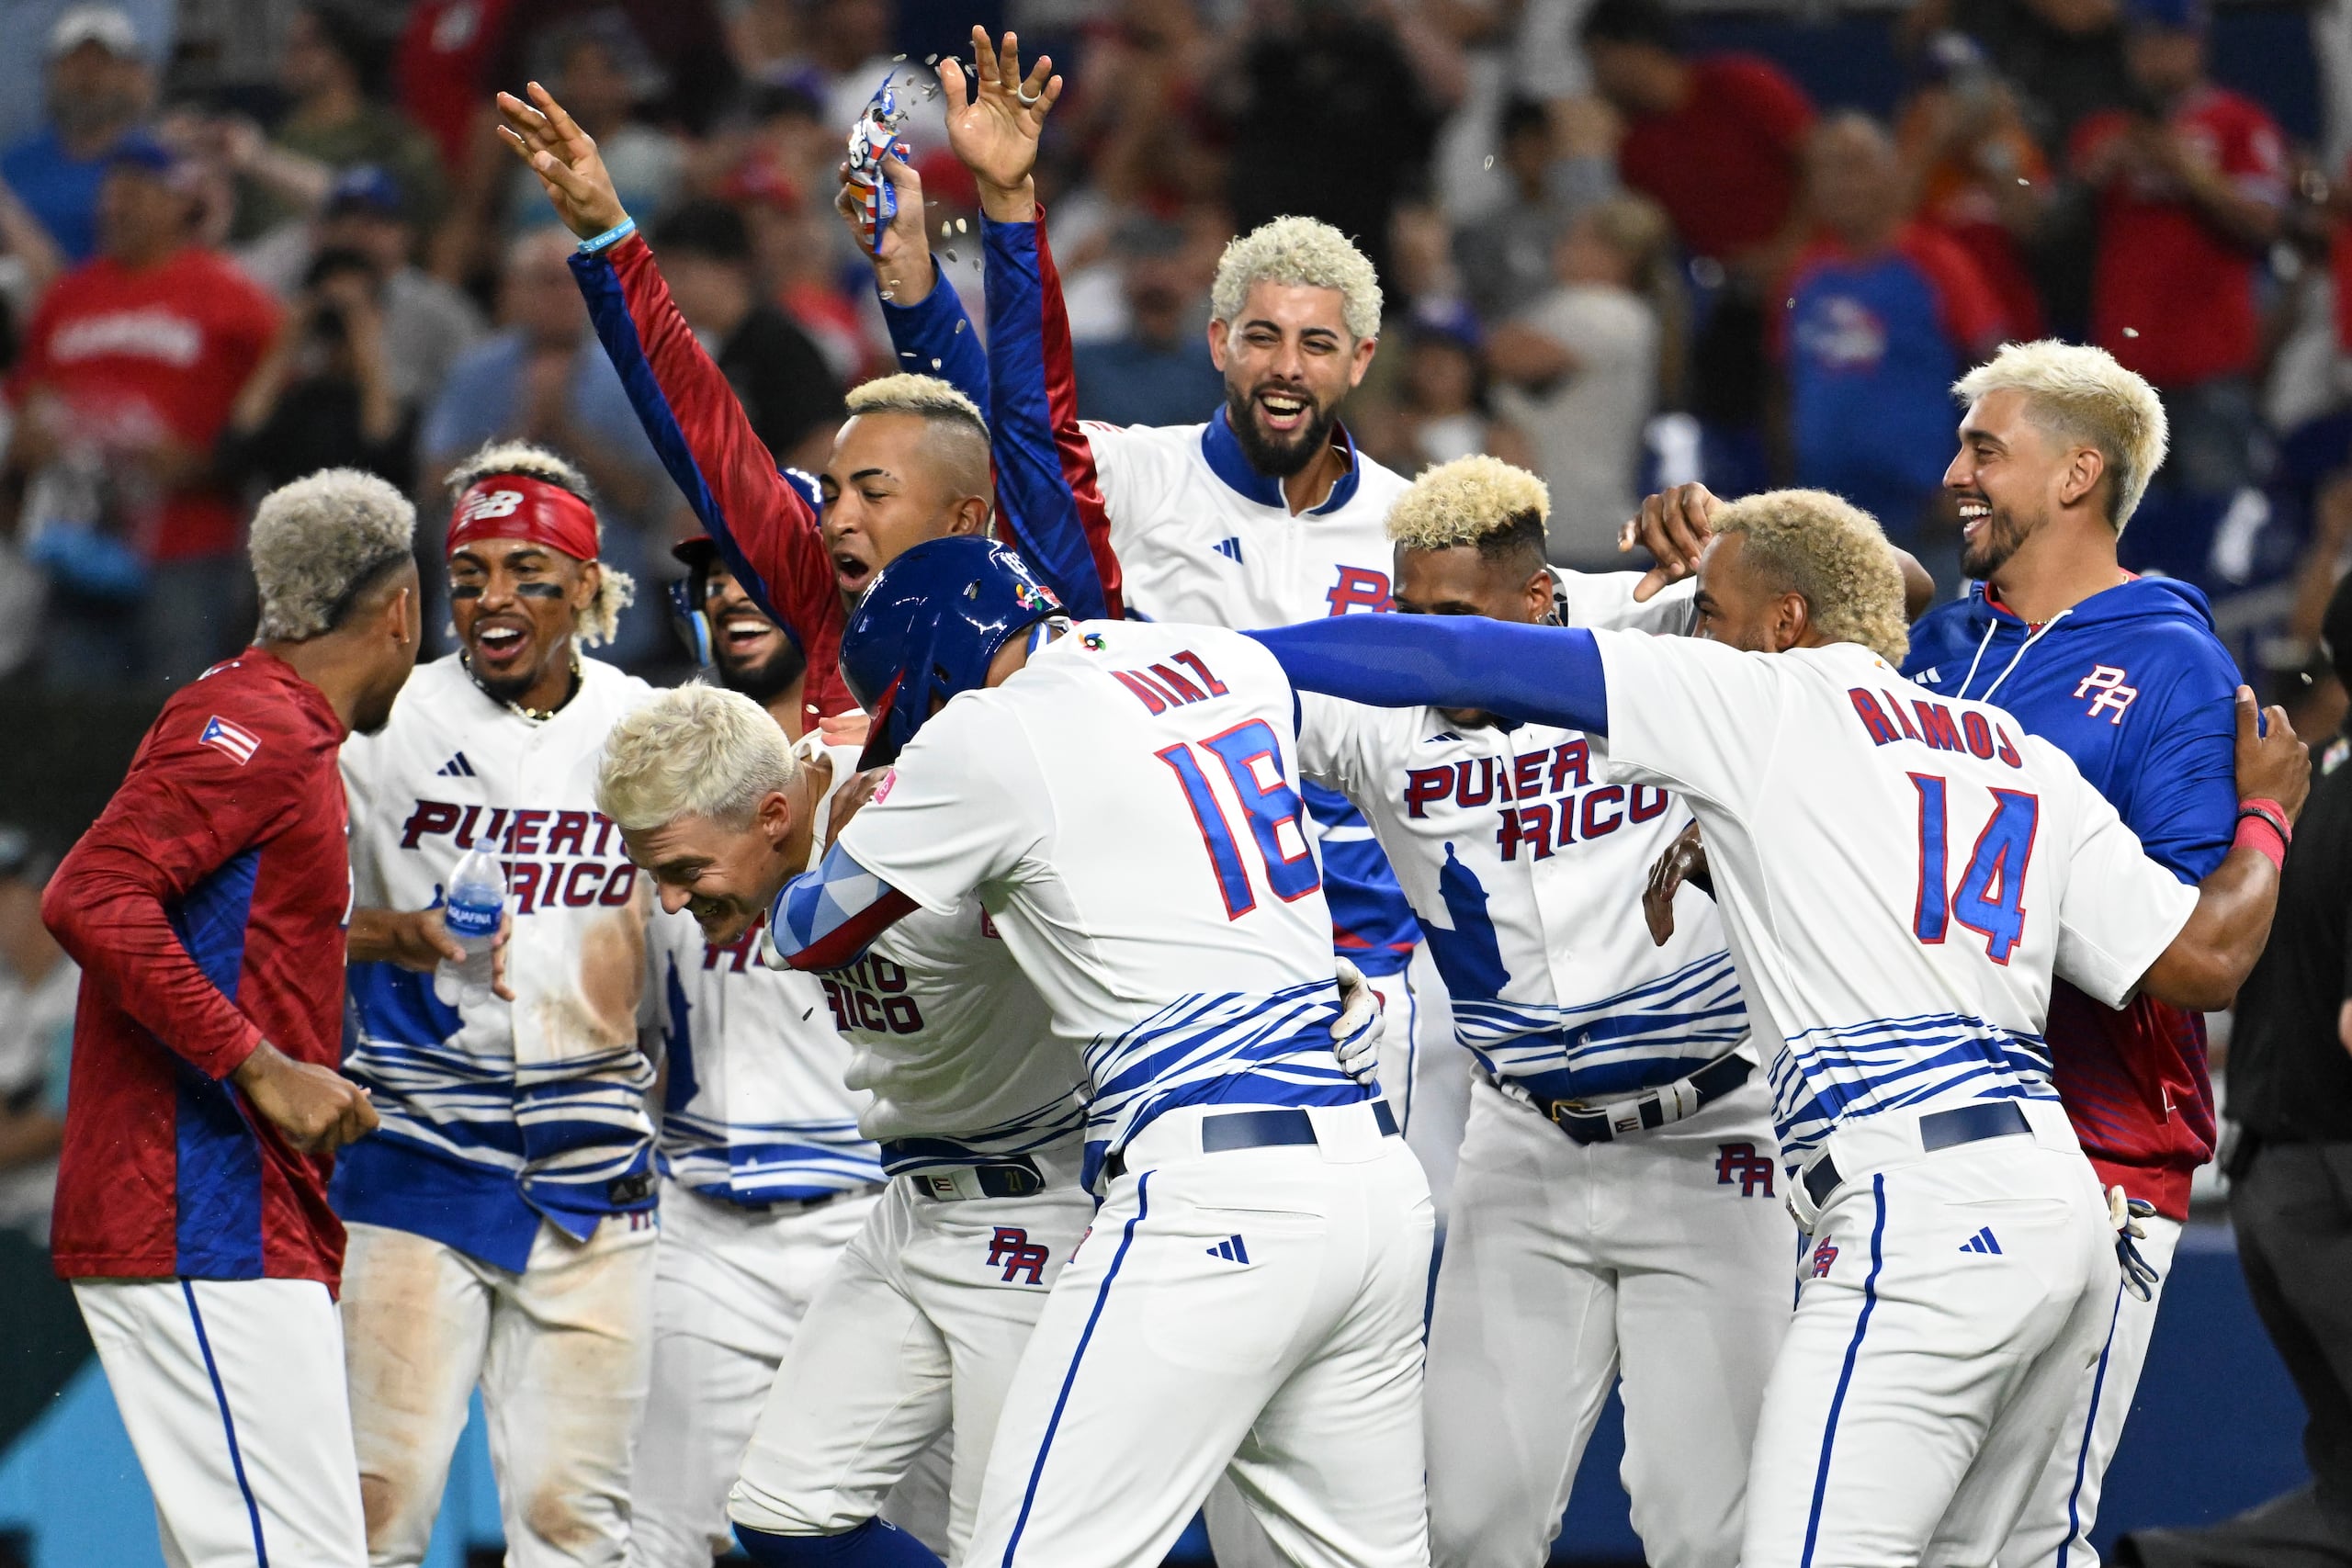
[831,620,1361,1168]
[647,904,882,1202]
[1080,417,1427,979]
[1296,570,1742,1102]
[338,652,660,1272]
[1589,633,2200,1164]
[755,742,1087,1177]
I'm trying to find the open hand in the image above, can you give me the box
[940,27,1061,220]
[494,82,628,241]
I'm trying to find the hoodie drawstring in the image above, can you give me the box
[1973,607,2074,704]
[1955,620,1999,699]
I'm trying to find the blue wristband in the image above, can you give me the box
[576,215,637,254]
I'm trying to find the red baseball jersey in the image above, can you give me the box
[2071,87,2287,388]
[45,649,356,1284]
[1617,56,1815,263]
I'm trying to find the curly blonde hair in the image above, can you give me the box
[251,468,416,642]
[1386,456,1550,559]
[1953,340,2169,531]
[1211,216,1384,343]
[596,682,801,831]
[1710,489,1909,665]
[442,440,637,648]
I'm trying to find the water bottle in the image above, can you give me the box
[435,847,506,1007]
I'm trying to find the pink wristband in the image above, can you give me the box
[2233,811,2287,873]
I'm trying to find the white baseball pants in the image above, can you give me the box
[340,1213,658,1568]
[76,1276,368,1568]
[1745,1100,2115,1568]
[727,1158,1096,1560]
[1999,1214,2184,1568]
[962,1100,1436,1568]
[628,1179,933,1567]
[1426,1072,1794,1568]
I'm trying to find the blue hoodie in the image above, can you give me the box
[1902,574,2240,1216]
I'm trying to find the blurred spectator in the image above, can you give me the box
[396,0,521,175]
[0,830,72,1250]
[0,6,157,264]
[217,246,416,495]
[2207,572,2352,1563]
[1369,303,1534,476]
[1453,97,1578,325]
[1487,194,1668,567]
[481,0,737,137]
[233,5,449,242]
[2071,0,2286,495]
[1782,113,2007,563]
[1897,32,2055,340]
[1064,0,1226,213]
[1071,213,1224,428]
[420,226,671,654]
[1910,0,2131,145]
[5,138,280,687]
[650,198,843,472]
[1224,0,1444,295]
[720,130,884,386]
[504,12,684,239]
[0,0,167,152]
[237,165,486,408]
[1580,0,1814,271]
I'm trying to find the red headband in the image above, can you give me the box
[447,474,599,563]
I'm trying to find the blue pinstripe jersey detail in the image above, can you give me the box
[1769,1010,2057,1161]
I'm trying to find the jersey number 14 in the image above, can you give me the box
[1910,774,2041,964]
[1158,718,1322,919]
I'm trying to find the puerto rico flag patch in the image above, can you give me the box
[199,716,261,765]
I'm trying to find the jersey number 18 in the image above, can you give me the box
[1157,718,1322,920]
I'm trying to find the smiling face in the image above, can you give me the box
[1944,387,2097,584]
[706,559,807,702]
[448,539,598,707]
[621,784,810,944]
[818,411,989,599]
[1208,280,1376,479]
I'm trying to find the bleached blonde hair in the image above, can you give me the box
[845,373,988,431]
[1711,489,1910,666]
[1211,216,1384,343]
[1387,455,1550,556]
[443,439,637,647]
[250,468,416,642]
[595,682,801,831]
[1952,340,2169,532]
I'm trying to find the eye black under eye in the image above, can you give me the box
[514,581,564,600]
[450,583,483,600]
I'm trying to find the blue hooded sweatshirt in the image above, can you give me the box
[1902,574,2240,1216]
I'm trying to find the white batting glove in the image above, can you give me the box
[2108,1184,2159,1302]
[1330,958,1385,1087]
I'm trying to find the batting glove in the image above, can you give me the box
[2108,1185,2160,1303]
[1331,958,1385,1087]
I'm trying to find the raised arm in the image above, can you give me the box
[834,151,990,412]
[1248,616,1611,734]
[945,27,1124,620]
[2135,689,2308,1011]
[498,84,855,716]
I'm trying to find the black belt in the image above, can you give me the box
[740,1180,885,1213]
[911,1158,1047,1201]
[1802,1100,2032,1209]
[1522,1050,1753,1146]
[1104,1101,1398,1181]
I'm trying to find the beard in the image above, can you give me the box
[1958,495,2039,582]
[721,637,808,705]
[1225,381,1340,479]
[468,664,539,705]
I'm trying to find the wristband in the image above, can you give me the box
[2238,797,2291,843]
[2233,808,2288,873]
[576,215,637,254]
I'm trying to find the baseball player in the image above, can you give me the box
[1634,341,2240,1568]
[336,443,660,1568]
[865,32,1435,1134]
[1245,487,2306,1567]
[630,538,948,1565]
[495,89,1105,1564]
[45,469,416,1567]
[699,534,1424,1568]
[1284,455,1788,1568]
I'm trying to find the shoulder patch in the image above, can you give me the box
[199,716,261,765]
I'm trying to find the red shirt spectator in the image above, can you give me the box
[1613,57,1815,262]
[2071,86,2287,388]
[396,0,519,175]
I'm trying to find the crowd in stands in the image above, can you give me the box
[0,0,2342,737]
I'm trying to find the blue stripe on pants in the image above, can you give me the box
[1001,1171,1154,1565]
[2055,1276,2129,1568]
[182,1280,269,1567]
[1801,1173,1887,1568]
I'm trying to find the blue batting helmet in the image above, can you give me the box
[841,536,1061,767]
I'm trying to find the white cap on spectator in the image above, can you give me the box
[49,4,138,58]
